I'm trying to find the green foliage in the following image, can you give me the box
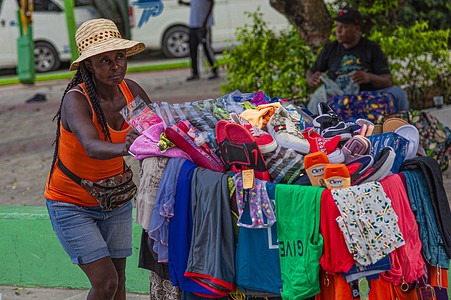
[329,0,451,37]
[370,21,451,106]
[398,0,451,32]
[219,9,315,100]
[328,0,399,34]
[328,0,398,16]
[220,4,450,107]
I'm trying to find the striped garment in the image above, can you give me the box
[150,98,305,184]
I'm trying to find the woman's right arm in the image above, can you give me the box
[61,90,130,160]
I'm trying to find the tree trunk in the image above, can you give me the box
[270,0,332,52]
[91,0,129,38]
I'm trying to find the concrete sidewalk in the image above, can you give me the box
[0,286,149,299]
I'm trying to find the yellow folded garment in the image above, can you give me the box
[240,102,282,129]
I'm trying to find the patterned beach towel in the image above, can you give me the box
[327,91,395,123]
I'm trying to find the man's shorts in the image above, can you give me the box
[46,198,133,264]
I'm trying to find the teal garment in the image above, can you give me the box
[402,171,450,269]
[275,185,324,300]
[235,182,283,295]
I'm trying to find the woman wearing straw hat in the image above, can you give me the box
[44,18,150,299]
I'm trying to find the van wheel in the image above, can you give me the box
[162,26,190,58]
[34,41,61,72]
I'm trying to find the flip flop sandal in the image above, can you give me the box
[359,124,368,136]
[215,120,233,168]
[216,120,231,144]
[354,147,396,185]
[355,119,374,127]
[342,135,371,164]
[177,119,208,151]
[165,124,224,173]
[364,124,375,136]
[345,155,374,184]
[176,119,223,167]
[225,123,271,181]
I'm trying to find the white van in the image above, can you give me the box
[0,0,99,72]
[129,0,289,58]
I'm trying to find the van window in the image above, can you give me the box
[74,0,92,6]
[32,0,90,12]
[34,0,61,12]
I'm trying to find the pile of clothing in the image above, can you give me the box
[129,90,450,300]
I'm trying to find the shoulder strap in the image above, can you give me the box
[78,83,96,118]
[57,157,127,186]
[57,158,82,185]
[66,88,88,98]
[119,80,134,104]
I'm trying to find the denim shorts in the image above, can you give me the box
[46,199,133,264]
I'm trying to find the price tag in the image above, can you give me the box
[358,277,369,300]
[242,169,255,189]
[433,286,448,300]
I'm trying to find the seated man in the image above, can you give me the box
[306,7,409,114]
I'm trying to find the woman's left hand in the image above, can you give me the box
[125,128,140,152]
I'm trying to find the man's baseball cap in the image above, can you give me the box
[334,7,362,25]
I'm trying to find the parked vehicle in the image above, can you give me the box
[129,0,289,58]
[0,0,99,72]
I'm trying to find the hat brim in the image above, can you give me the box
[394,124,420,160]
[382,118,409,133]
[333,17,360,24]
[69,39,145,71]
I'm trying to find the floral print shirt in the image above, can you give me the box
[332,182,405,266]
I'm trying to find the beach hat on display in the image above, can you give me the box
[394,124,420,160]
[382,117,409,133]
[70,18,145,71]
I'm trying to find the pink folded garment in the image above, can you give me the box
[129,122,192,161]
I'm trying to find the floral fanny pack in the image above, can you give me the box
[57,158,137,211]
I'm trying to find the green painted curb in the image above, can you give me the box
[0,208,450,296]
[0,60,191,87]
[0,57,226,86]
[0,206,148,294]
[128,61,190,73]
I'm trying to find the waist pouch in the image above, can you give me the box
[57,158,137,211]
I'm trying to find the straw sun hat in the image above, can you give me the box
[70,18,145,71]
[382,117,409,133]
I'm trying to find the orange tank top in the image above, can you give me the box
[44,81,134,206]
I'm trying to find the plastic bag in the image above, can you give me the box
[120,96,159,133]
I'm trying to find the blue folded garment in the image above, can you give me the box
[342,255,392,283]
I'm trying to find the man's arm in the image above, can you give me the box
[353,40,392,89]
[351,70,392,89]
[305,43,330,87]
[202,0,214,29]
[306,69,322,87]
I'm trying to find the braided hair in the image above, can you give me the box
[47,61,112,187]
